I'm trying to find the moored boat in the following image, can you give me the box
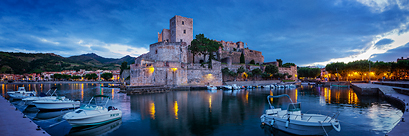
[63,95,122,127]
[7,87,36,100]
[23,87,65,105]
[33,98,80,110]
[260,94,341,135]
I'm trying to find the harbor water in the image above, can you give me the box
[1,83,403,136]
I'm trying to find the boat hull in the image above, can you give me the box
[64,110,122,127]
[261,114,335,135]
[7,92,36,100]
[33,101,80,110]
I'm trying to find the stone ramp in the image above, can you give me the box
[351,83,408,136]
[0,97,50,136]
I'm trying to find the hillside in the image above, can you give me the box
[0,51,135,74]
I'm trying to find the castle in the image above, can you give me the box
[130,15,295,86]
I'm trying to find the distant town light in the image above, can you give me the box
[171,68,178,72]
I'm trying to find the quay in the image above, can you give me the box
[0,97,50,136]
[351,82,409,136]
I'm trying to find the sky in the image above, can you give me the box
[1,0,409,67]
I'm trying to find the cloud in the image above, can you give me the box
[374,38,394,49]
[90,45,109,52]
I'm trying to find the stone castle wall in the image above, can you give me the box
[278,66,297,80]
[170,15,193,44]
[186,61,222,85]
[243,49,264,64]
[148,42,188,63]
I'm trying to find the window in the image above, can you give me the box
[155,50,158,54]
[182,21,184,25]
[180,39,183,42]
[183,30,186,34]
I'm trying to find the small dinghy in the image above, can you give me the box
[63,95,122,127]
[260,94,341,135]
[7,87,36,100]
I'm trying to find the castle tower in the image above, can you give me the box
[170,15,193,45]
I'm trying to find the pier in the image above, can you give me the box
[351,82,409,136]
[0,97,50,136]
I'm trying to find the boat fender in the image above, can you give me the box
[260,115,265,123]
[331,121,341,132]
[286,118,290,128]
[271,119,275,126]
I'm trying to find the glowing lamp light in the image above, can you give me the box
[171,68,178,72]
[148,66,155,74]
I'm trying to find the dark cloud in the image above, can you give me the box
[375,39,394,49]
[372,42,409,62]
[0,0,408,64]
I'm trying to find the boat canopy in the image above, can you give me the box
[267,94,297,110]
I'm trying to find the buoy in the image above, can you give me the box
[271,119,275,126]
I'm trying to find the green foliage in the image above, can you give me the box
[265,65,278,74]
[189,34,222,63]
[283,80,295,82]
[287,75,293,78]
[233,48,237,51]
[250,60,255,65]
[373,61,390,77]
[240,52,245,64]
[84,73,98,80]
[298,67,321,78]
[276,59,283,67]
[72,75,81,80]
[120,61,128,75]
[282,63,295,67]
[261,72,271,78]
[222,67,230,74]
[229,71,238,76]
[251,68,262,75]
[101,73,113,81]
[237,66,245,73]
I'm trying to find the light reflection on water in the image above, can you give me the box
[1,84,403,136]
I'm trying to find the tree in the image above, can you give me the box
[84,73,98,80]
[282,63,295,67]
[120,61,128,75]
[237,66,245,73]
[189,34,222,64]
[250,60,255,65]
[240,52,245,64]
[326,62,348,81]
[101,73,113,81]
[53,74,62,80]
[265,65,278,75]
[373,61,391,80]
[252,68,262,80]
[276,59,283,67]
[298,67,320,78]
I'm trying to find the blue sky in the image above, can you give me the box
[1,0,409,66]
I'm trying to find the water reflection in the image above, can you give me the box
[68,119,122,136]
[1,84,403,136]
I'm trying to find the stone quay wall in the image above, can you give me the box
[186,61,222,86]
[278,66,297,80]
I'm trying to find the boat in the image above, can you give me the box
[34,110,71,120]
[260,94,341,135]
[222,85,232,90]
[63,95,122,127]
[22,87,66,105]
[232,84,241,90]
[206,85,217,90]
[289,84,297,88]
[7,87,36,100]
[262,85,271,88]
[32,97,80,110]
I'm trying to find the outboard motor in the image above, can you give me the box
[108,106,113,111]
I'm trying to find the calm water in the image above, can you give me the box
[1,83,403,136]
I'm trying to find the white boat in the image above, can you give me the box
[63,95,122,127]
[232,84,241,90]
[206,85,217,90]
[262,85,271,88]
[260,94,341,135]
[33,97,80,110]
[270,85,275,89]
[23,87,65,105]
[222,85,232,90]
[289,84,297,88]
[7,87,36,100]
[277,85,285,88]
